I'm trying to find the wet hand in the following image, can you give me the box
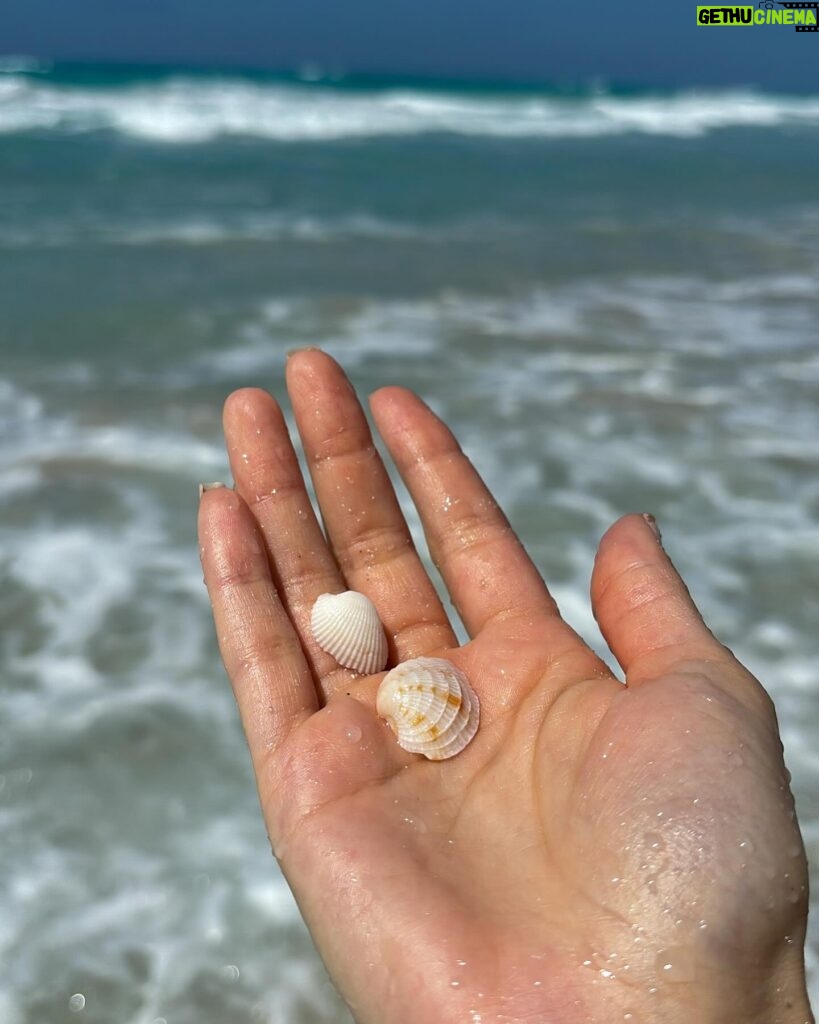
[198,350,813,1024]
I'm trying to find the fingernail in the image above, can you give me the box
[198,481,226,500]
[286,345,321,359]
[642,513,662,544]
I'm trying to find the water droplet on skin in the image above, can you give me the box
[69,994,86,1012]
[738,838,754,854]
[727,749,744,768]
[450,979,460,988]
[345,726,362,743]
[698,919,708,930]
[655,947,696,983]
[644,832,665,853]
[456,959,468,967]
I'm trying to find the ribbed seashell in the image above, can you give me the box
[376,657,480,761]
[311,591,388,675]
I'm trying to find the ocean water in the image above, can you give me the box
[1,62,818,1022]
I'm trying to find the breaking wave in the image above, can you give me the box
[1,72,818,142]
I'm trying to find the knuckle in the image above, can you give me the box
[278,564,339,594]
[246,476,306,508]
[392,617,451,656]
[336,521,413,571]
[594,558,669,615]
[233,635,303,684]
[312,427,376,466]
[411,438,463,471]
[437,511,512,563]
[211,558,265,590]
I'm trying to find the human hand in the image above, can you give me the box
[198,350,813,1024]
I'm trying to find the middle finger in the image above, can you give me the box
[286,349,457,663]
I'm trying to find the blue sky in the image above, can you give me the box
[2,0,819,90]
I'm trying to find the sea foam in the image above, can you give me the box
[1,74,818,142]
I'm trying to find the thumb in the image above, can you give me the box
[590,513,727,683]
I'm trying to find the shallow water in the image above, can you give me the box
[1,66,818,1021]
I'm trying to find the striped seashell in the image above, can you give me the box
[311,590,388,675]
[376,657,480,761]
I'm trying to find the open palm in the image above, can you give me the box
[198,350,812,1024]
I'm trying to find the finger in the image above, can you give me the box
[223,387,349,688]
[286,350,457,664]
[198,485,317,761]
[590,513,730,682]
[369,387,564,640]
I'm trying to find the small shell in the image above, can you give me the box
[376,657,480,761]
[311,591,388,675]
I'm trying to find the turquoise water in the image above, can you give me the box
[1,63,818,1022]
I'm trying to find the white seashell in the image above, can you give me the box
[376,657,480,761]
[311,591,388,675]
